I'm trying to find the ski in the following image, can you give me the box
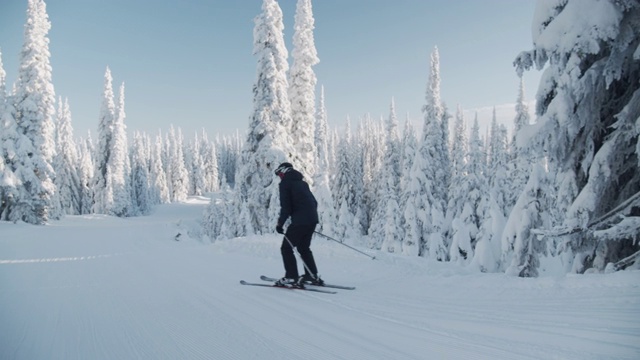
[240,280,337,294]
[260,275,355,290]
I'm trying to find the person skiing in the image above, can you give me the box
[273,162,324,288]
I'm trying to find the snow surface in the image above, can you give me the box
[1,197,639,360]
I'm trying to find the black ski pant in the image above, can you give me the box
[281,223,318,279]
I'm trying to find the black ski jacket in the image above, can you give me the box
[277,169,318,226]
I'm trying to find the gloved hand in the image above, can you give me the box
[276,225,284,234]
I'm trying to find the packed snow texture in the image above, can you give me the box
[1,198,638,360]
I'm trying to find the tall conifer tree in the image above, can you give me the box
[289,0,319,180]
[230,0,298,235]
[53,97,81,215]
[77,136,94,214]
[514,0,640,273]
[167,126,189,203]
[0,49,20,220]
[313,86,335,235]
[130,132,151,215]
[378,99,402,252]
[111,83,132,216]
[447,106,475,263]
[411,46,448,259]
[93,67,116,214]
[12,0,57,223]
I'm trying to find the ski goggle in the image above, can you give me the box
[274,165,292,176]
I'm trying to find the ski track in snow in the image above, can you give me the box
[1,199,639,360]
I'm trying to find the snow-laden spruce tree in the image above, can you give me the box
[398,115,416,209]
[332,122,359,241]
[514,0,640,272]
[365,118,383,242]
[327,128,337,174]
[362,115,386,240]
[370,99,402,252]
[228,0,299,236]
[200,131,219,193]
[483,116,513,270]
[313,86,336,235]
[108,83,132,217]
[187,133,206,196]
[447,106,477,264]
[504,161,551,277]
[0,151,17,221]
[217,134,241,189]
[130,132,151,215]
[0,49,20,220]
[351,120,367,237]
[508,77,533,209]
[289,0,319,181]
[464,116,492,271]
[0,85,20,221]
[77,136,94,215]
[53,97,81,215]
[410,46,449,259]
[12,0,58,224]
[167,126,189,203]
[149,132,169,205]
[354,117,375,237]
[92,67,116,214]
[183,136,195,195]
[400,118,421,257]
[440,104,452,208]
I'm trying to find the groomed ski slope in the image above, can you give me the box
[1,198,639,360]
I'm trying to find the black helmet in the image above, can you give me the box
[274,162,293,176]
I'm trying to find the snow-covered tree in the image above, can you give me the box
[313,85,335,235]
[440,104,452,207]
[203,196,223,241]
[53,97,81,215]
[108,82,132,216]
[411,46,448,259]
[355,115,379,236]
[11,0,57,224]
[187,133,206,196]
[0,152,18,221]
[149,132,169,204]
[332,121,358,241]
[504,162,551,277]
[398,115,416,212]
[514,0,640,272]
[398,117,417,256]
[130,132,151,215]
[230,0,298,236]
[314,86,329,173]
[92,67,116,214]
[483,116,513,269]
[465,116,492,271]
[326,127,337,174]
[167,126,189,203]
[217,134,241,189]
[508,76,533,209]
[447,106,477,264]
[77,135,94,214]
[200,131,219,193]
[377,99,402,253]
[0,48,20,220]
[289,0,319,180]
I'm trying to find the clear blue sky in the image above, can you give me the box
[0,0,540,139]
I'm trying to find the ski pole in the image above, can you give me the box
[313,231,376,260]
[283,234,320,282]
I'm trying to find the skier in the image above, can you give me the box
[273,162,324,288]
